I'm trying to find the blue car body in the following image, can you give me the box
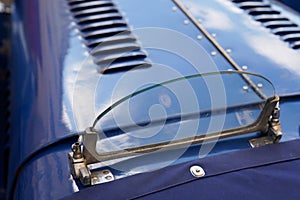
[1,0,300,199]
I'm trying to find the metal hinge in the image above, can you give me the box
[68,141,115,186]
[0,1,10,14]
[249,102,282,147]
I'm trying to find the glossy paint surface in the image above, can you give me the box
[8,0,76,196]
[0,9,10,199]
[181,0,300,95]
[8,0,300,199]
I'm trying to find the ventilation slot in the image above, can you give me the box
[253,15,288,22]
[281,33,300,42]
[232,0,264,3]
[231,0,300,50]
[67,0,151,73]
[263,21,296,28]
[290,41,300,49]
[236,2,270,9]
[272,27,300,35]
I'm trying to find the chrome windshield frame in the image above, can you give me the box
[82,95,279,164]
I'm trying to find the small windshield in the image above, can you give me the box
[92,71,275,154]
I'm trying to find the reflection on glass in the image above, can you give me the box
[92,71,275,154]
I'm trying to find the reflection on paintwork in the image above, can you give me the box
[181,0,300,94]
[244,32,300,76]
[184,1,235,30]
[94,72,274,153]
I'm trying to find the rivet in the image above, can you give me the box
[172,6,177,11]
[70,21,76,27]
[92,177,98,182]
[197,35,203,40]
[84,51,89,56]
[198,18,202,23]
[226,49,232,54]
[211,33,217,38]
[243,86,249,91]
[105,175,113,180]
[211,51,217,56]
[242,65,248,70]
[257,83,263,88]
[184,20,190,25]
[190,165,205,178]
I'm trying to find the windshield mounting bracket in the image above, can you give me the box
[249,102,282,147]
[68,140,115,186]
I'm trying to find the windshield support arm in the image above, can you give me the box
[249,101,282,147]
[68,96,282,186]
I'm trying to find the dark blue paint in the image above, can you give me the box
[61,139,300,200]
[280,0,300,13]
[6,0,300,199]
[183,0,300,95]
[0,9,10,199]
[8,0,76,196]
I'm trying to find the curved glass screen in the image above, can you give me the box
[92,71,275,154]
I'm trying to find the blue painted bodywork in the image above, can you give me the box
[280,0,300,13]
[4,0,300,199]
[0,7,10,199]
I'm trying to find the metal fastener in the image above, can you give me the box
[226,49,232,54]
[257,83,263,88]
[211,51,217,56]
[242,65,248,70]
[190,165,205,178]
[197,35,203,40]
[184,20,190,25]
[72,142,82,159]
[243,86,249,91]
[172,6,177,11]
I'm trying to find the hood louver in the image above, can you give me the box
[67,0,151,74]
[231,0,300,50]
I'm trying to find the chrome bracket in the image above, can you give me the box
[249,102,282,147]
[68,141,114,186]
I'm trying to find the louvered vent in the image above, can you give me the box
[67,0,151,73]
[231,0,300,50]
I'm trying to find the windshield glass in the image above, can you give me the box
[92,71,275,154]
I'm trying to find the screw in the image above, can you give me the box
[72,142,82,159]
